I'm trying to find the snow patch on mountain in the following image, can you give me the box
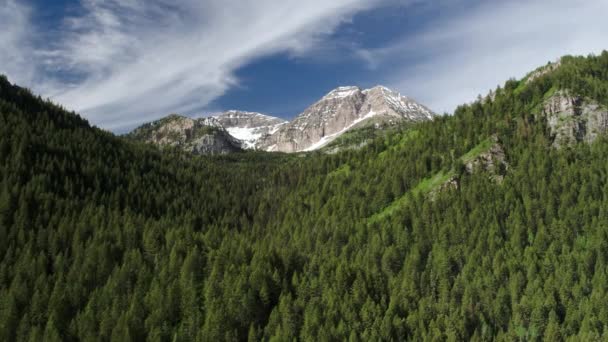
[212,110,287,149]
[227,122,287,149]
[303,109,379,151]
[323,86,361,100]
[226,127,262,149]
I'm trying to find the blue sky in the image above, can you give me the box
[1,0,607,131]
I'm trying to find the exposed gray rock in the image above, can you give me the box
[259,85,434,152]
[188,132,243,155]
[428,176,459,201]
[127,114,242,155]
[542,90,608,148]
[259,86,365,152]
[464,136,508,183]
[213,110,286,128]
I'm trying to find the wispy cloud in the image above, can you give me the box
[4,0,605,129]
[4,0,383,130]
[362,0,608,114]
[0,0,36,85]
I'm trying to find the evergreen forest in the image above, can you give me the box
[2,52,608,341]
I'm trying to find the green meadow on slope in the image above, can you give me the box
[1,52,608,341]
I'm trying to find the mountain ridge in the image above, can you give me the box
[129,85,434,154]
[259,85,434,152]
[126,114,243,154]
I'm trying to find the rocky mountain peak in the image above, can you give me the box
[363,85,434,120]
[322,86,363,101]
[129,85,434,154]
[258,85,435,152]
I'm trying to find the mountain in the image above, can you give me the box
[126,114,243,154]
[211,110,287,149]
[259,85,434,152]
[3,52,608,341]
[129,85,432,154]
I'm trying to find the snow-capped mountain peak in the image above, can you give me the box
[322,86,362,100]
[258,85,434,152]
[363,85,434,121]
[130,86,434,154]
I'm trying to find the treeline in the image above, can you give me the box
[1,52,608,341]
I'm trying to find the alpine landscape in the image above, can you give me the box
[1,0,608,341]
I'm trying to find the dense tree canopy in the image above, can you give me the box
[1,52,608,341]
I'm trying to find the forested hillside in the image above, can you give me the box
[1,52,608,341]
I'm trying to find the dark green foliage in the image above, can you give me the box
[1,52,608,341]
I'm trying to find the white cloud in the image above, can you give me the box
[0,0,36,85]
[365,0,608,114]
[5,0,605,129]
[2,0,384,131]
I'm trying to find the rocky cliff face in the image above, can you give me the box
[211,110,287,149]
[464,136,508,183]
[542,90,608,147]
[127,114,243,155]
[259,86,434,152]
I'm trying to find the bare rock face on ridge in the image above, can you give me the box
[259,85,435,152]
[463,135,509,183]
[541,90,608,148]
[127,114,243,155]
[525,59,562,84]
